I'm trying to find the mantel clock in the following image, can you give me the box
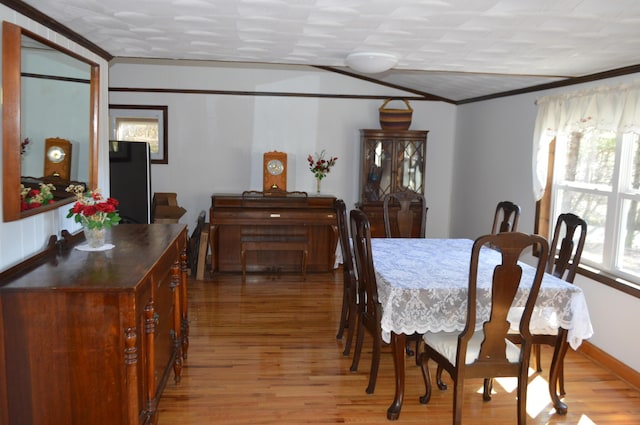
[43,137,72,181]
[263,151,287,191]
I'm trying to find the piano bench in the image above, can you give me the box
[240,235,308,281]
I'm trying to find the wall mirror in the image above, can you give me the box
[2,21,99,222]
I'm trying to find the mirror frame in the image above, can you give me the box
[2,21,99,222]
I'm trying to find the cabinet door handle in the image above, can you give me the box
[270,213,281,218]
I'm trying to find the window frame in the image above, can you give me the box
[537,138,640,299]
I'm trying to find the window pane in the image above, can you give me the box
[619,198,640,277]
[400,140,424,192]
[558,130,615,188]
[555,189,606,264]
[628,133,640,193]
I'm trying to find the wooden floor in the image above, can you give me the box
[158,270,640,424]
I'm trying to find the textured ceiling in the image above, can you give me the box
[20,0,640,102]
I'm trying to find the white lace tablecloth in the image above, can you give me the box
[371,238,593,350]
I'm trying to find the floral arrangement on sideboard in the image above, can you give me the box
[20,182,56,211]
[66,185,121,230]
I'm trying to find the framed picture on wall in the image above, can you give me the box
[109,104,168,164]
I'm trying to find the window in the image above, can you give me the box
[532,82,640,291]
[551,130,640,282]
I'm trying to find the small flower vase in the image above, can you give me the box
[83,223,106,248]
[316,178,322,193]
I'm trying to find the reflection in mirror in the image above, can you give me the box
[2,21,99,222]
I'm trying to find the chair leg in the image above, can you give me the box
[452,378,464,425]
[404,334,423,365]
[366,335,381,394]
[336,285,349,340]
[342,301,356,356]
[436,365,447,390]
[534,343,542,372]
[517,374,529,425]
[349,317,365,372]
[418,352,432,404]
[559,361,566,395]
[535,342,567,394]
[405,342,414,357]
[483,378,493,401]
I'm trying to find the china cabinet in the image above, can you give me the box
[357,129,428,237]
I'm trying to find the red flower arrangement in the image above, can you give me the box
[20,183,56,211]
[66,185,121,230]
[307,150,338,180]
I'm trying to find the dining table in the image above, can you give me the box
[370,238,594,420]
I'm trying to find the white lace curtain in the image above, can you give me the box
[532,80,640,200]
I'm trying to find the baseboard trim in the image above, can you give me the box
[578,341,640,390]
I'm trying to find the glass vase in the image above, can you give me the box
[316,178,321,193]
[83,223,106,248]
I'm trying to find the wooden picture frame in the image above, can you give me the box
[109,104,168,164]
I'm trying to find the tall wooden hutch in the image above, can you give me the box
[357,129,428,237]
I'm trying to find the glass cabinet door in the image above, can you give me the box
[363,139,392,202]
[397,139,425,193]
[360,130,428,203]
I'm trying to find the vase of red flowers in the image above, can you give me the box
[307,150,338,193]
[66,185,121,248]
[20,182,56,211]
[82,222,106,248]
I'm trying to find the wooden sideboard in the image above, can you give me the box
[210,193,338,273]
[0,224,188,425]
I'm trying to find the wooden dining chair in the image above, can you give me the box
[383,191,427,238]
[483,213,588,401]
[382,191,427,358]
[335,199,358,357]
[534,213,587,390]
[349,209,384,394]
[491,200,521,234]
[419,232,549,425]
[187,210,206,277]
[547,213,588,283]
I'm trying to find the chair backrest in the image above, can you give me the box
[548,213,587,283]
[350,209,381,321]
[382,191,427,238]
[458,232,549,374]
[335,199,357,283]
[491,201,521,234]
[188,210,207,276]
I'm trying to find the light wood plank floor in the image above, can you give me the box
[158,270,640,424]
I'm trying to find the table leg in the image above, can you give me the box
[387,332,406,420]
[548,328,569,415]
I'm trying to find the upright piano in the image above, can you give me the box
[209,192,338,274]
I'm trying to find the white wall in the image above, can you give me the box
[0,5,111,271]
[454,75,640,373]
[108,59,456,237]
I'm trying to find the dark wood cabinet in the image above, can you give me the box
[210,193,338,273]
[357,129,428,237]
[0,224,188,425]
